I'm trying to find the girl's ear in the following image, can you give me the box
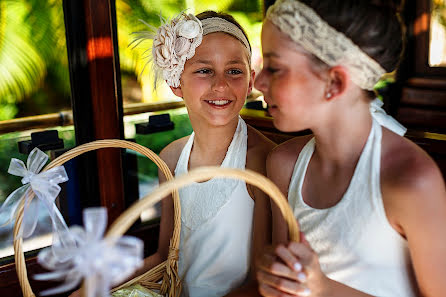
[248,69,256,94]
[325,66,349,100]
[170,84,184,98]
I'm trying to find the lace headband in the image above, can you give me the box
[201,17,251,57]
[132,13,251,88]
[266,0,386,90]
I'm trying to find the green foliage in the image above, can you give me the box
[433,1,446,28]
[0,0,69,115]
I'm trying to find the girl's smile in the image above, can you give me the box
[171,32,253,127]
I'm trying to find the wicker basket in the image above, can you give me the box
[14,140,300,297]
[13,140,181,297]
[101,166,300,297]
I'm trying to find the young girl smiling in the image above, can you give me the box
[141,11,275,297]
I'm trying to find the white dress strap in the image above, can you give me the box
[369,98,406,136]
[175,117,248,230]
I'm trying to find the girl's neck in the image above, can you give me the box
[311,97,373,167]
[188,116,239,168]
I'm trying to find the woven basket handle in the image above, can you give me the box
[107,166,300,240]
[13,139,180,297]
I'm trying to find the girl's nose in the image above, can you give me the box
[254,69,266,92]
[212,73,228,92]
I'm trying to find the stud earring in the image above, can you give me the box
[326,92,332,99]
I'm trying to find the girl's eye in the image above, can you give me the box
[228,69,243,75]
[195,69,212,74]
[266,67,279,74]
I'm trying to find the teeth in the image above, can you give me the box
[208,100,230,106]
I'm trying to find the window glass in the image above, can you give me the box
[0,0,71,120]
[123,108,192,221]
[0,0,72,259]
[430,0,446,66]
[0,127,75,259]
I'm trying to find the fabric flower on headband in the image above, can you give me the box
[0,148,69,244]
[35,207,144,297]
[131,12,203,88]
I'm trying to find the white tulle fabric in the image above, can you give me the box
[175,117,254,297]
[266,0,386,90]
[131,13,203,88]
[35,208,144,297]
[0,147,69,243]
[287,107,416,296]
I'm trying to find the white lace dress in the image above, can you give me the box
[288,99,416,296]
[175,117,254,297]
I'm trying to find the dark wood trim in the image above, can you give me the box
[83,0,125,222]
[63,0,126,222]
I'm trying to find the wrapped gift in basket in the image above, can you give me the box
[5,139,300,297]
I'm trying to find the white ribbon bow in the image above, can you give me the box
[35,207,144,297]
[0,147,69,241]
[370,98,407,136]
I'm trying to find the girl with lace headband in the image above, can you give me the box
[135,10,274,297]
[70,10,273,297]
[254,1,446,297]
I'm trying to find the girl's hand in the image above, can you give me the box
[256,234,331,297]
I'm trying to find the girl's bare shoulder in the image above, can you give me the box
[159,135,190,172]
[381,128,446,225]
[246,125,277,156]
[267,134,314,167]
[381,128,444,193]
[246,125,276,174]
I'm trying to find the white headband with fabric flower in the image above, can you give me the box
[132,12,251,88]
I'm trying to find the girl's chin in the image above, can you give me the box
[272,117,304,133]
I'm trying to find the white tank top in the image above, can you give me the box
[175,117,254,297]
[288,100,417,296]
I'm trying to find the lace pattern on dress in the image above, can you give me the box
[266,0,386,90]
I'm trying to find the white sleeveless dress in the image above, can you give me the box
[175,117,254,297]
[288,99,417,296]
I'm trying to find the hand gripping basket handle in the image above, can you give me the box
[13,139,180,297]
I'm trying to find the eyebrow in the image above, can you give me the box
[263,52,280,58]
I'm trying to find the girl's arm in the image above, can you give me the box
[381,145,446,297]
[111,147,177,283]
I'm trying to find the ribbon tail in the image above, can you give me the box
[0,185,30,227]
[38,276,81,296]
[21,196,40,239]
[50,205,74,261]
